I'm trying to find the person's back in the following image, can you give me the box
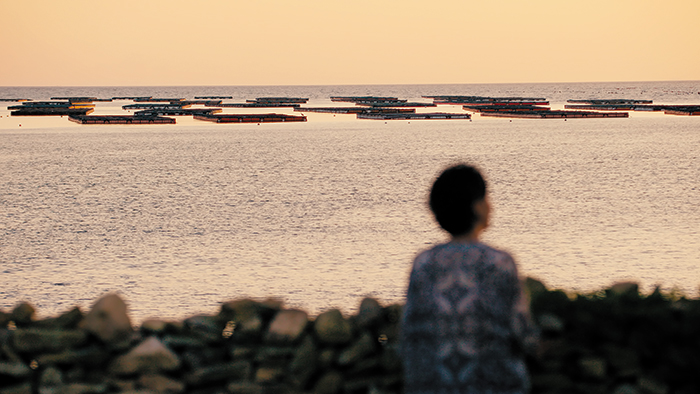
[401,164,538,394]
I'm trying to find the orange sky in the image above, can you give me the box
[1,0,699,86]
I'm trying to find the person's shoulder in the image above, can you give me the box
[476,242,516,266]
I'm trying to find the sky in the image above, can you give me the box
[1,0,699,86]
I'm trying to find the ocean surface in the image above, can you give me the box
[1,81,699,323]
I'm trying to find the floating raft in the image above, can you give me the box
[464,105,550,112]
[134,108,222,116]
[480,110,628,119]
[356,101,436,108]
[194,113,307,123]
[664,107,700,116]
[133,97,185,102]
[179,100,222,106]
[248,97,309,104]
[68,115,175,124]
[123,103,192,110]
[567,99,653,105]
[11,108,95,116]
[9,101,95,109]
[0,98,32,102]
[216,103,301,108]
[331,96,399,103]
[294,107,415,114]
[113,96,153,101]
[425,95,548,105]
[357,112,471,120]
[195,96,233,100]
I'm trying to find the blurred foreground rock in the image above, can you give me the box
[1,281,699,393]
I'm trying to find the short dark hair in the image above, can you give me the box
[429,164,487,236]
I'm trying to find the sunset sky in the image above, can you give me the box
[2,0,699,86]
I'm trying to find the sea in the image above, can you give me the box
[1,81,699,324]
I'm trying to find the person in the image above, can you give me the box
[401,164,539,394]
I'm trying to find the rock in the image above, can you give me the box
[12,329,87,353]
[612,383,641,394]
[608,282,640,298]
[314,309,353,345]
[34,307,84,329]
[230,345,256,360]
[254,366,284,384]
[355,298,383,328]
[289,336,318,388]
[313,371,344,394]
[578,356,607,379]
[109,337,180,375]
[219,299,265,341]
[185,360,251,386]
[11,302,35,326]
[524,277,548,302]
[338,332,376,366]
[637,377,669,394]
[60,383,108,394]
[37,345,108,366]
[537,313,565,333]
[184,314,223,342]
[39,366,63,394]
[254,346,296,367]
[0,361,32,379]
[226,381,264,394]
[139,319,169,334]
[0,382,32,394]
[264,309,308,344]
[138,373,185,393]
[81,294,132,344]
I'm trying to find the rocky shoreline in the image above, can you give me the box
[1,279,699,394]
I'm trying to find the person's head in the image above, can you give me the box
[429,164,490,238]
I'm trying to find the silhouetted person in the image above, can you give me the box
[401,164,539,394]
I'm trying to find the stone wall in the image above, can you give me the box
[1,279,699,394]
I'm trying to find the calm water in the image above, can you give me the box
[1,81,699,323]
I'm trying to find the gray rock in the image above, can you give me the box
[338,332,376,366]
[12,329,87,353]
[637,378,669,394]
[313,371,343,394]
[109,337,180,375]
[578,356,607,379]
[34,307,84,329]
[226,382,264,394]
[185,360,251,386]
[0,361,32,378]
[289,335,318,388]
[138,373,185,393]
[355,298,383,328]
[11,302,35,326]
[81,294,132,344]
[254,366,284,384]
[0,382,32,394]
[612,383,641,394]
[264,309,308,344]
[38,366,63,394]
[184,315,222,342]
[37,345,108,366]
[60,383,108,394]
[313,309,353,345]
[538,313,565,333]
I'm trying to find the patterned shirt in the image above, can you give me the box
[401,241,539,394]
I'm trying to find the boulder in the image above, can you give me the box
[12,329,87,353]
[264,309,308,344]
[81,294,132,344]
[314,309,353,345]
[109,337,180,375]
